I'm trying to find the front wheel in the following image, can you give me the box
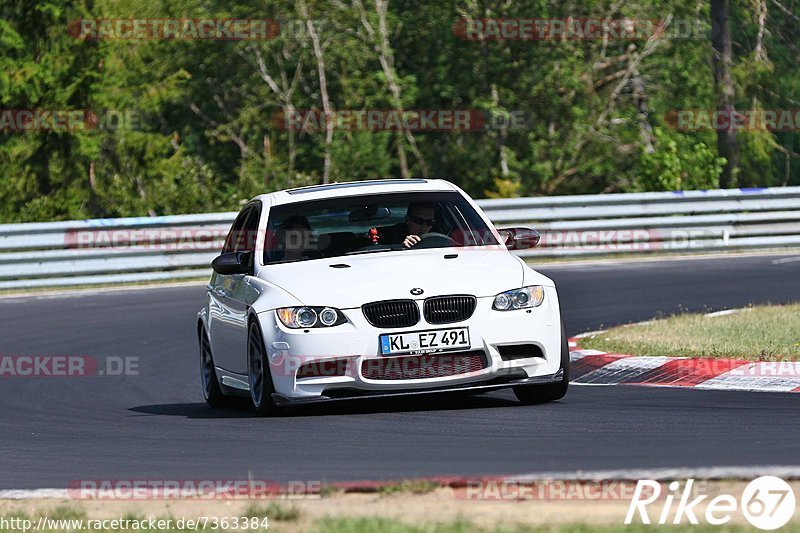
[200,327,230,408]
[513,321,570,405]
[248,320,279,416]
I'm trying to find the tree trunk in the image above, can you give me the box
[299,0,333,184]
[354,0,428,177]
[631,69,654,154]
[86,160,100,217]
[754,0,768,63]
[711,0,740,188]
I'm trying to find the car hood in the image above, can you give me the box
[258,247,548,308]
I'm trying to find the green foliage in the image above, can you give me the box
[243,501,301,522]
[484,176,522,199]
[1,0,798,222]
[633,128,724,191]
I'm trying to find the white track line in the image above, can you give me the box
[507,466,800,482]
[772,256,800,265]
[0,280,206,301]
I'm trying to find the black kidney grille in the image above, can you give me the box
[423,295,477,324]
[362,299,420,328]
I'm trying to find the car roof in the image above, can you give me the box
[252,178,459,206]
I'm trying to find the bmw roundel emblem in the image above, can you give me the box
[410,288,424,295]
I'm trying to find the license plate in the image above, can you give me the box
[380,327,470,356]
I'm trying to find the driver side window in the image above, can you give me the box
[237,204,261,253]
[222,206,252,254]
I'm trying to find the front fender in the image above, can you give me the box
[247,277,305,315]
[197,295,210,333]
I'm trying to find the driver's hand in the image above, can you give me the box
[403,235,421,248]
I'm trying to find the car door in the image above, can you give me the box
[209,203,260,374]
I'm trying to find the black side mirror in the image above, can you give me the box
[212,251,253,275]
[497,227,541,250]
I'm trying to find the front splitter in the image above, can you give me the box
[271,368,564,406]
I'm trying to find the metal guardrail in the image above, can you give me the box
[1,186,799,290]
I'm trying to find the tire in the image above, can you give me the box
[199,327,230,408]
[247,319,279,416]
[513,321,570,405]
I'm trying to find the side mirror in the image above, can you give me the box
[497,227,540,250]
[212,251,253,275]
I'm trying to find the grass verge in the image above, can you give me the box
[376,480,441,496]
[578,303,800,360]
[3,511,793,533]
[3,485,799,532]
[312,517,796,532]
[243,501,301,522]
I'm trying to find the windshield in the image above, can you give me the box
[264,191,498,264]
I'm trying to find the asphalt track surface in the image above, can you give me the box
[1,253,799,489]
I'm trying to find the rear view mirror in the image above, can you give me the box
[497,227,540,250]
[348,205,391,222]
[211,251,253,275]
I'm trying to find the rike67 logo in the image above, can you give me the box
[626,477,796,530]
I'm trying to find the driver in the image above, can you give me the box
[273,215,312,261]
[379,202,436,248]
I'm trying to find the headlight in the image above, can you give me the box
[276,306,347,328]
[492,286,545,311]
[319,307,339,326]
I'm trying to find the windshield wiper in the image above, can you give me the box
[344,247,395,256]
[269,257,308,264]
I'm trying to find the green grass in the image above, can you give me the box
[243,501,301,522]
[311,517,474,533]
[376,480,442,496]
[46,506,87,520]
[319,485,343,498]
[579,303,800,360]
[311,517,799,533]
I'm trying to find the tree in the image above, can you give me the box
[711,0,740,187]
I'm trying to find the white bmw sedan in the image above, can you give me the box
[198,179,568,414]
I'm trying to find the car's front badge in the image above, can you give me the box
[410,288,424,295]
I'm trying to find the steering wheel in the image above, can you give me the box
[414,232,458,249]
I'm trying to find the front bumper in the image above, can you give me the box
[259,288,562,400]
[270,369,564,405]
